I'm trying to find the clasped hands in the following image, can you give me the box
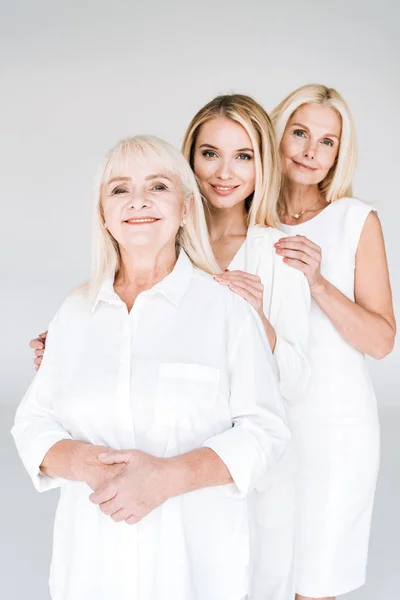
[86,449,172,525]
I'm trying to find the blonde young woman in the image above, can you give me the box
[181,95,311,600]
[31,96,311,600]
[14,136,290,600]
[271,84,396,600]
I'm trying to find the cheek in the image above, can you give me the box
[320,148,338,171]
[193,156,214,184]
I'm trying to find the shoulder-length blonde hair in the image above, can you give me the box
[90,135,221,299]
[182,94,281,228]
[271,84,356,204]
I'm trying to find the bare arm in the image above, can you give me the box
[276,213,396,359]
[41,439,125,490]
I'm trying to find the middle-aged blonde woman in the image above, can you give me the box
[271,84,396,600]
[13,135,291,600]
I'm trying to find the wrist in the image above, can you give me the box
[71,443,108,482]
[310,276,328,299]
[163,455,190,499]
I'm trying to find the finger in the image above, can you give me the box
[99,494,121,516]
[34,357,43,367]
[228,284,259,308]
[215,270,261,283]
[39,332,48,339]
[276,249,311,264]
[97,450,130,464]
[282,257,308,272]
[227,279,263,299]
[29,338,44,350]
[90,484,116,505]
[216,273,264,290]
[111,508,131,523]
[276,240,321,262]
[125,514,140,525]
[34,349,45,358]
[277,235,321,253]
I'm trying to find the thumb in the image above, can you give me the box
[97,450,130,464]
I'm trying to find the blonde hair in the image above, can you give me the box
[182,94,281,227]
[271,84,356,204]
[90,135,221,299]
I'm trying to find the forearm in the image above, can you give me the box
[312,277,395,358]
[41,439,109,482]
[165,447,233,498]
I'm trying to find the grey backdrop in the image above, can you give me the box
[1,0,399,598]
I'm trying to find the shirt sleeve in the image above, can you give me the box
[271,265,311,403]
[202,306,291,498]
[11,310,73,492]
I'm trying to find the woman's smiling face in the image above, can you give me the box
[192,117,256,210]
[280,103,342,186]
[101,153,189,252]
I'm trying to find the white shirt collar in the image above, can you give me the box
[91,250,195,312]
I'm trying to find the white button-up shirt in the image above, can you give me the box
[12,251,290,600]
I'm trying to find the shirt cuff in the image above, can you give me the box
[202,426,267,499]
[16,431,72,493]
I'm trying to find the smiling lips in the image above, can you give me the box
[210,184,239,196]
[123,217,160,224]
[293,160,318,171]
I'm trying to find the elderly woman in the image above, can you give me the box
[12,136,290,600]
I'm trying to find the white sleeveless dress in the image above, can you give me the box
[279,197,380,597]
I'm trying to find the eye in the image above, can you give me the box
[202,150,217,158]
[293,129,306,138]
[151,183,168,191]
[112,187,128,195]
[322,139,334,147]
[237,153,252,160]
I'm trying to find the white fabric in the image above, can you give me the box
[229,226,310,600]
[280,197,380,597]
[12,251,291,600]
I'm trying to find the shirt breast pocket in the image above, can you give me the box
[155,362,220,425]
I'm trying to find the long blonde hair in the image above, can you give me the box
[271,84,356,204]
[90,135,221,299]
[182,94,281,227]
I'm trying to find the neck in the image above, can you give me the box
[206,202,248,241]
[282,181,324,215]
[116,243,177,291]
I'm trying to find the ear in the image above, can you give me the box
[182,194,193,221]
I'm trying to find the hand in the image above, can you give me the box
[29,331,48,371]
[214,270,265,318]
[275,235,324,292]
[89,450,171,525]
[84,462,126,492]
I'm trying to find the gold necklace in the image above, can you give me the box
[284,197,324,220]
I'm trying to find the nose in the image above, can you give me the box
[128,189,151,209]
[215,158,234,180]
[303,139,317,160]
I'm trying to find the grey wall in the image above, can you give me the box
[1,0,399,598]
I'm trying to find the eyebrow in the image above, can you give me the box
[290,122,340,140]
[107,173,172,185]
[199,143,254,152]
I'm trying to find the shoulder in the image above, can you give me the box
[51,286,91,329]
[247,225,282,245]
[331,196,376,223]
[338,197,378,254]
[192,267,253,312]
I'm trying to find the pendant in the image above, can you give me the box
[294,213,301,219]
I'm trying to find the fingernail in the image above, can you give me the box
[98,452,109,458]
